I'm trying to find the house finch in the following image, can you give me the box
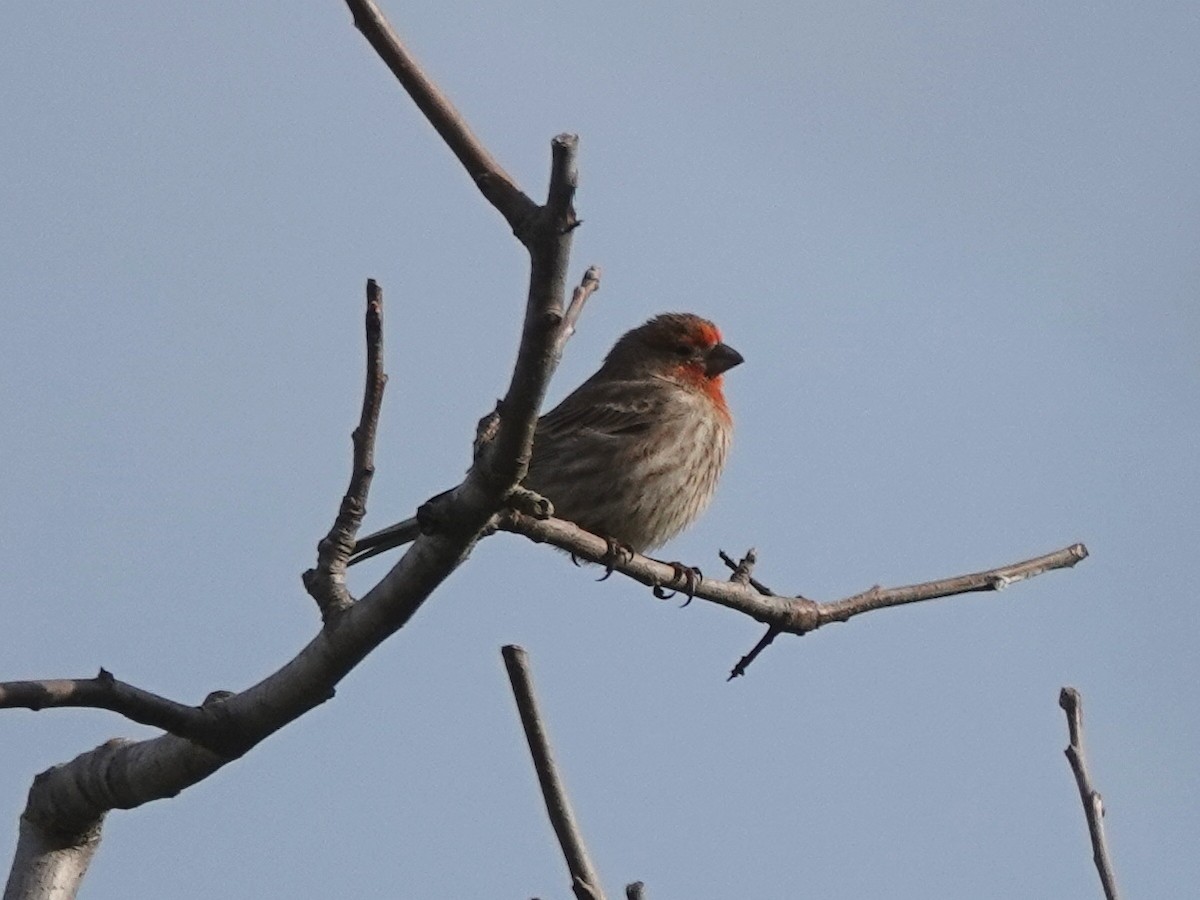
[349,312,742,564]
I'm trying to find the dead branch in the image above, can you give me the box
[553,265,602,358]
[303,278,388,621]
[503,645,609,900]
[0,671,211,747]
[1060,687,1121,900]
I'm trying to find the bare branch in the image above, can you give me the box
[718,548,777,597]
[554,265,602,358]
[727,629,781,681]
[0,670,218,746]
[504,514,1088,674]
[5,814,101,900]
[304,279,388,621]
[625,882,646,900]
[819,545,1088,621]
[4,731,228,899]
[343,0,538,231]
[502,645,608,900]
[1059,687,1121,900]
[483,134,580,485]
[717,549,785,678]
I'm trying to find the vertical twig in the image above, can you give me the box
[553,265,602,358]
[303,279,388,621]
[502,645,608,900]
[1059,687,1121,900]
[719,549,782,679]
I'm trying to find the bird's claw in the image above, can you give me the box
[597,537,634,581]
[653,562,703,605]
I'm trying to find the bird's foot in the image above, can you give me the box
[653,562,703,605]
[508,486,553,520]
[595,536,634,581]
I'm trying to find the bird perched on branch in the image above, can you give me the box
[349,312,742,564]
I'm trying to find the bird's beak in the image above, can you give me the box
[704,342,744,377]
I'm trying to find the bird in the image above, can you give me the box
[349,312,742,565]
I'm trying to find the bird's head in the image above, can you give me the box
[603,312,743,408]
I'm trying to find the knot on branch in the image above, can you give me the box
[727,549,757,585]
[777,596,823,635]
[474,403,502,460]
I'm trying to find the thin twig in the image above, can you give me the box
[719,548,775,597]
[304,279,388,621]
[1060,687,1121,900]
[727,629,781,681]
[0,671,210,744]
[718,549,781,679]
[554,265,602,358]
[818,546,1086,621]
[502,645,608,900]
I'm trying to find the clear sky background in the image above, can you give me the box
[2,2,1197,898]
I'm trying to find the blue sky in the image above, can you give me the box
[2,2,1197,897]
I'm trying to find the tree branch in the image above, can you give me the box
[718,549,787,678]
[304,279,388,621]
[502,645,608,900]
[0,670,214,748]
[554,265,602,358]
[503,514,1088,676]
[1059,687,1121,900]
[343,0,538,232]
[5,813,101,900]
[480,133,581,497]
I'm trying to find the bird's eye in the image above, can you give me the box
[674,344,694,358]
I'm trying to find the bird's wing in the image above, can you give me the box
[534,378,664,445]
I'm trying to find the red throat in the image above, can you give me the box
[673,362,732,419]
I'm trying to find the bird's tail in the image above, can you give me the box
[348,517,422,566]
